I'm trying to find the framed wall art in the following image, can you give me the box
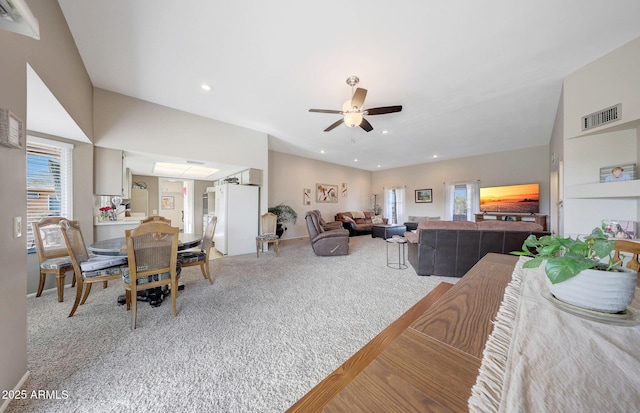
[303,188,311,205]
[161,196,175,210]
[341,183,348,197]
[415,189,432,203]
[316,183,338,203]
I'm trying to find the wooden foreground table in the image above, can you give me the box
[288,253,518,412]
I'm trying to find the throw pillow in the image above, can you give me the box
[371,215,384,224]
[342,215,355,224]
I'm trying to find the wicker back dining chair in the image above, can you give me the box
[59,219,126,317]
[178,215,217,284]
[141,215,171,225]
[32,217,78,302]
[124,222,180,329]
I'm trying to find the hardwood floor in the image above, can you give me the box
[288,253,518,412]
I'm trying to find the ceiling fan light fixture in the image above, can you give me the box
[344,112,363,128]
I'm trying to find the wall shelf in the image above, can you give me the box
[564,180,640,199]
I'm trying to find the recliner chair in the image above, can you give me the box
[304,211,349,256]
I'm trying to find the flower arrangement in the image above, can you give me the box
[99,205,113,221]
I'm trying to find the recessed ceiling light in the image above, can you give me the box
[354,158,358,162]
[433,154,438,158]
[381,130,389,135]
[201,84,211,91]
[377,165,381,168]
[320,149,326,154]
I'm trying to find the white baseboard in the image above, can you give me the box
[0,370,30,413]
[26,283,73,299]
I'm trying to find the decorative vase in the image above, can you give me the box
[546,266,637,313]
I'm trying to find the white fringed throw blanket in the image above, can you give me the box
[469,257,640,412]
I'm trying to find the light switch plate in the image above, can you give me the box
[13,216,21,238]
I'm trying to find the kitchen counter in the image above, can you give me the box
[94,217,144,225]
[94,218,146,241]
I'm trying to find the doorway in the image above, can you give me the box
[159,178,195,232]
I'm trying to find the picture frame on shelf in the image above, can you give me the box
[601,219,637,240]
[599,164,636,183]
[415,189,432,203]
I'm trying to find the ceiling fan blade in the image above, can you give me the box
[324,118,344,132]
[309,109,342,114]
[366,105,403,115]
[360,118,373,132]
[351,88,367,110]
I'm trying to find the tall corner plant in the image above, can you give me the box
[513,227,621,284]
[268,204,298,224]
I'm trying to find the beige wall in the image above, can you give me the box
[268,147,549,238]
[268,151,373,239]
[563,36,640,139]
[0,0,93,401]
[371,145,551,219]
[93,88,270,215]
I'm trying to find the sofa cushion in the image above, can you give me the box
[342,215,355,224]
[407,215,441,222]
[476,220,543,232]
[416,220,478,231]
[351,211,366,219]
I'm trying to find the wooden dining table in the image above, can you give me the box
[88,233,202,307]
[287,253,518,412]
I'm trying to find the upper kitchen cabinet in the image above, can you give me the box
[94,147,131,198]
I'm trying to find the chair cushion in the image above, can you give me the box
[122,265,181,285]
[40,256,73,270]
[178,250,207,264]
[82,264,126,279]
[256,234,279,241]
[80,255,128,272]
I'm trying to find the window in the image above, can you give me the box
[26,136,73,252]
[444,181,479,221]
[383,187,406,224]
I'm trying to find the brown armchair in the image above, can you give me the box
[312,210,343,231]
[304,211,349,256]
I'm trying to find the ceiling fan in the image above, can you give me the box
[309,76,402,132]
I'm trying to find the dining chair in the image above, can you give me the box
[59,219,127,317]
[256,212,279,257]
[613,239,640,274]
[124,221,180,329]
[32,217,78,302]
[141,215,171,224]
[178,215,217,284]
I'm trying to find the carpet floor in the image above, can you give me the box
[8,236,456,413]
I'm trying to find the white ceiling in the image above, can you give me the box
[54,0,640,174]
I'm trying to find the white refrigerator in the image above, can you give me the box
[213,184,259,256]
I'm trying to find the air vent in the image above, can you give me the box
[581,103,621,131]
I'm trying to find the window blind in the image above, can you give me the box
[26,136,73,251]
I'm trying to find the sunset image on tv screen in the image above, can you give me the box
[479,183,539,213]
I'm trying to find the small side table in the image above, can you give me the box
[386,236,407,270]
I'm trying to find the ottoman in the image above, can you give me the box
[371,224,407,239]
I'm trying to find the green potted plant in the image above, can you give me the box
[513,227,637,313]
[268,204,298,238]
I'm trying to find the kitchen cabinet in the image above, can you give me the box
[95,147,131,197]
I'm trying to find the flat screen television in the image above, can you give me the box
[479,183,539,214]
